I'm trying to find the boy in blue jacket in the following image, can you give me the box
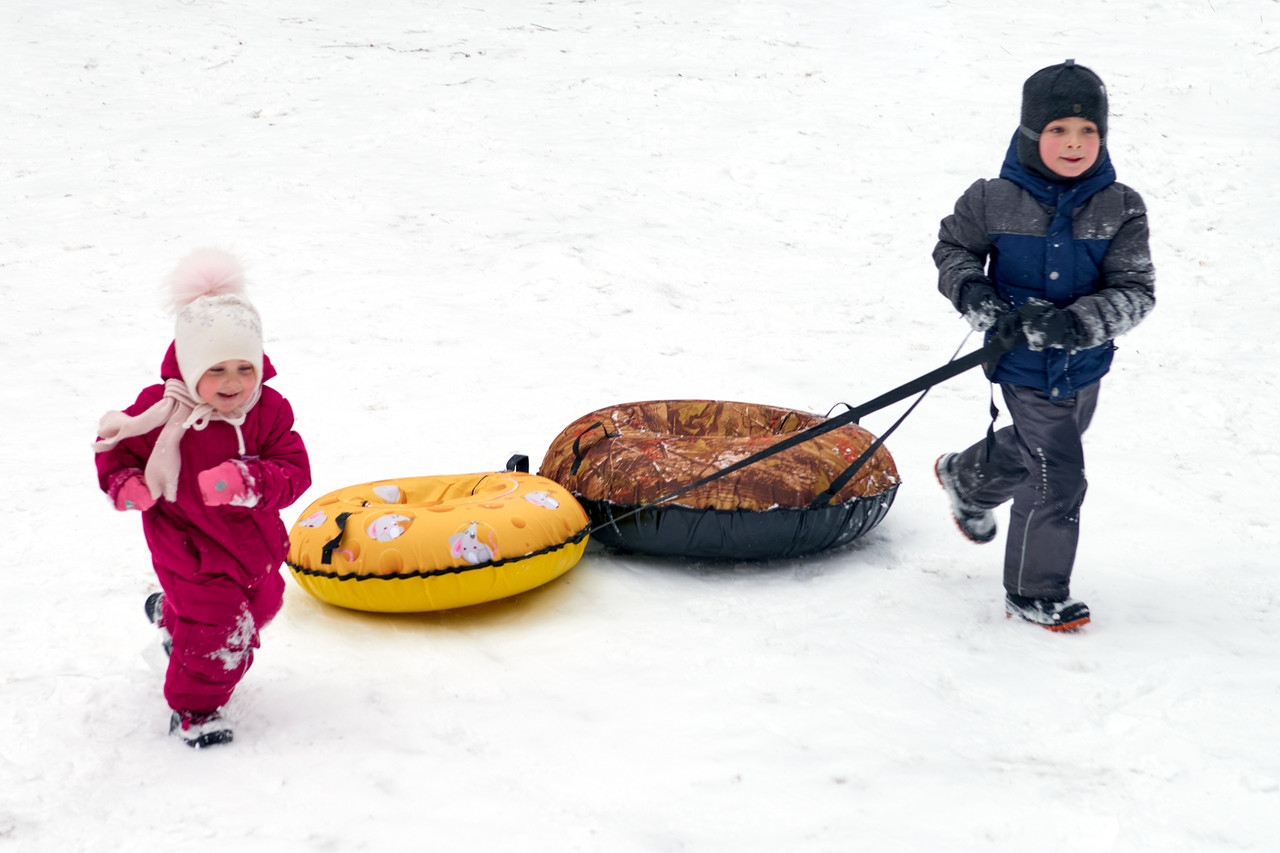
[933,60,1156,630]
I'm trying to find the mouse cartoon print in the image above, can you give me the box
[524,491,560,510]
[299,509,327,528]
[367,514,413,542]
[448,521,499,566]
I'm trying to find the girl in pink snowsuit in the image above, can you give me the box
[94,250,311,748]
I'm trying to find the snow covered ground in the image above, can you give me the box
[4,0,1279,850]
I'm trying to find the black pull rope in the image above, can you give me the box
[808,335,973,508]
[984,384,1001,461]
[808,402,912,509]
[580,331,1021,537]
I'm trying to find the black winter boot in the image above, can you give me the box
[935,453,997,544]
[170,710,234,749]
[1005,593,1091,631]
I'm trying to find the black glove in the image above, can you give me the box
[958,279,1013,332]
[981,310,1025,376]
[1018,298,1083,352]
[992,310,1024,350]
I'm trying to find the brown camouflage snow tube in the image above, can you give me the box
[538,400,899,560]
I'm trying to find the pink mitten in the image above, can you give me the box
[198,461,251,506]
[115,475,157,512]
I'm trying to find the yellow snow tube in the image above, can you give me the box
[286,471,590,612]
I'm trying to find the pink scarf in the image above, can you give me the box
[93,378,260,502]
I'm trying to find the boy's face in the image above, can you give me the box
[196,359,258,414]
[1038,117,1100,178]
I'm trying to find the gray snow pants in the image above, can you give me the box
[950,382,1099,599]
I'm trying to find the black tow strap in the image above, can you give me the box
[809,408,905,508]
[808,333,999,507]
[985,385,1001,461]
[584,333,1020,530]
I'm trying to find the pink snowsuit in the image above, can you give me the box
[96,344,311,715]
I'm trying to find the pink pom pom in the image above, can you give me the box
[165,249,247,313]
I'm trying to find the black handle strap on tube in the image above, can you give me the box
[583,332,1022,534]
[570,421,618,475]
[321,512,353,566]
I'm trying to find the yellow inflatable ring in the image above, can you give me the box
[286,470,590,612]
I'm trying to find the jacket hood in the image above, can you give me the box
[160,341,278,384]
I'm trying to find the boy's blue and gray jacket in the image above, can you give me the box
[935,132,1156,399]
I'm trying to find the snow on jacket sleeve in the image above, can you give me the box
[1064,185,1157,348]
[934,180,996,310]
[240,390,311,513]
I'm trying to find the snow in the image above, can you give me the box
[4,0,1279,850]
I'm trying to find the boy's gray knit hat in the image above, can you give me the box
[1017,59,1109,181]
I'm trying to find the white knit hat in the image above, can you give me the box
[167,250,264,403]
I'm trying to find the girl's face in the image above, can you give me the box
[196,360,257,414]
[1038,117,1101,179]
